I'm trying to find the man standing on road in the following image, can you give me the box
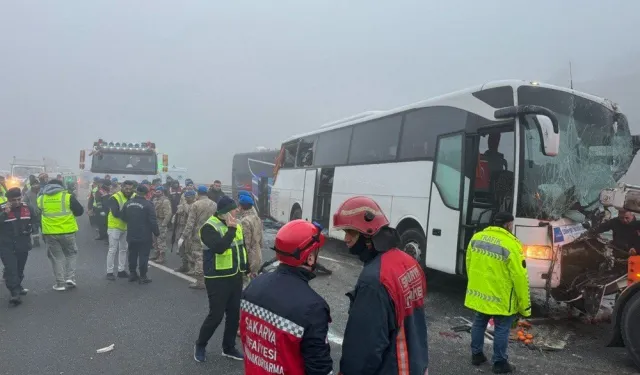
[193,196,245,362]
[465,212,530,374]
[173,189,196,273]
[0,188,38,306]
[207,180,224,203]
[239,219,333,374]
[150,186,172,264]
[237,193,262,280]
[106,180,135,281]
[333,196,428,375]
[121,184,159,284]
[92,179,111,241]
[179,185,216,289]
[22,182,42,247]
[38,179,84,291]
[589,209,640,256]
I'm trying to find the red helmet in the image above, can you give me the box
[274,220,325,267]
[332,196,389,235]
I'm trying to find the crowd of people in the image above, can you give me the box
[15,171,640,373]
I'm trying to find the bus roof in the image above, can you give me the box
[283,79,619,142]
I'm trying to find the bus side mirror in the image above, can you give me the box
[495,105,560,157]
[533,114,559,156]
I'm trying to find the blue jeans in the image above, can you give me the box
[470,312,516,364]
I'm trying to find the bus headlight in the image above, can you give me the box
[523,245,553,260]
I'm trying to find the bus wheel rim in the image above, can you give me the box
[404,241,421,261]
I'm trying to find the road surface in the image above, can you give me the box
[0,212,638,374]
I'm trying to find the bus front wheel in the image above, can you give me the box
[622,290,640,369]
[399,227,427,270]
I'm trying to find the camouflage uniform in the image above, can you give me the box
[181,195,216,288]
[238,207,263,275]
[151,195,172,263]
[174,199,194,272]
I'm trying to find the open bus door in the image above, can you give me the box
[426,132,465,274]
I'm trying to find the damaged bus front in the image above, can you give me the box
[512,85,638,315]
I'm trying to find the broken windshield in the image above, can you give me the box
[517,86,634,220]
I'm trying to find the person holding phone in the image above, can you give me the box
[193,196,246,362]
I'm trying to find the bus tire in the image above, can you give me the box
[399,227,427,271]
[290,205,302,221]
[621,290,640,369]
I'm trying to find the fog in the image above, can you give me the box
[0,0,638,183]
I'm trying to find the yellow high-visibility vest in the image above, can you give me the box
[37,191,78,235]
[107,191,129,230]
[199,216,247,278]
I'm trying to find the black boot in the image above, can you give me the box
[128,272,139,282]
[117,271,129,278]
[9,294,22,306]
[492,361,515,374]
[139,275,152,284]
[472,353,487,366]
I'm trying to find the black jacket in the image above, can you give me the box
[0,203,38,252]
[242,265,333,375]
[121,196,159,244]
[340,228,429,375]
[592,217,640,250]
[207,188,224,204]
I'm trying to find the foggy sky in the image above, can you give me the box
[1,1,638,183]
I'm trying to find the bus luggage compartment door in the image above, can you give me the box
[301,169,317,222]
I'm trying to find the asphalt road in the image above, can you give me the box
[1,211,638,374]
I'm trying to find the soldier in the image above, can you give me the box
[178,185,216,289]
[150,186,172,264]
[173,190,196,273]
[237,194,262,280]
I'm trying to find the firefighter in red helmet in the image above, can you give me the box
[334,196,429,375]
[239,219,333,375]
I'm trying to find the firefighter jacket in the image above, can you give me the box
[340,227,428,375]
[464,226,531,317]
[240,264,333,375]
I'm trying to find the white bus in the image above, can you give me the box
[269,80,638,291]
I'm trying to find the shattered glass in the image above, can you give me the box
[517,88,634,220]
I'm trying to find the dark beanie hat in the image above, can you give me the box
[216,195,237,215]
[6,187,22,199]
[493,212,514,225]
[136,185,149,194]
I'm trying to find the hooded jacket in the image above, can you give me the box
[340,227,429,375]
[40,183,84,218]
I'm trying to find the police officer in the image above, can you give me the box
[333,196,428,375]
[193,196,245,362]
[240,219,333,375]
[0,188,38,306]
[465,212,530,374]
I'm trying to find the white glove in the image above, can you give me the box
[100,212,106,216]
[178,238,184,248]
[170,215,175,224]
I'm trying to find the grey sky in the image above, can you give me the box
[1,1,638,182]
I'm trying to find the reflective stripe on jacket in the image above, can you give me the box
[200,216,247,278]
[464,226,531,317]
[37,191,78,235]
[108,191,128,230]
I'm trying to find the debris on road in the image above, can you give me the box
[96,344,115,354]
